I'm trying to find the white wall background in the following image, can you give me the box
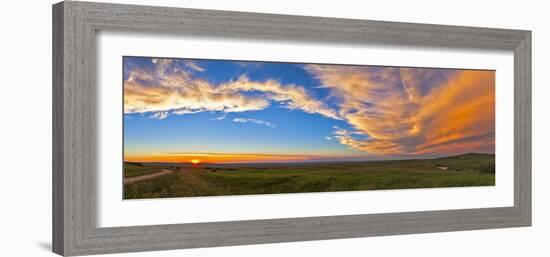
[0,0,547,256]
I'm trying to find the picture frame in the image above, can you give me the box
[52,1,531,256]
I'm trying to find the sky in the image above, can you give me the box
[123,56,495,163]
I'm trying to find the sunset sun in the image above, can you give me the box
[190,159,201,164]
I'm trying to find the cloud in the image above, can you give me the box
[305,65,494,155]
[184,61,205,72]
[221,76,341,120]
[125,58,340,121]
[232,117,276,128]
[149,111,168,120]
[211,114,226,121]
[124,60,270,116]
[172,109,202,115]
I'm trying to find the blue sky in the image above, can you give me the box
[123,56,495,163]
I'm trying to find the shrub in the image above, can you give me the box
[479,162,495,173]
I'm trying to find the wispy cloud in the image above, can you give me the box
[305,65,494,155]
[221,75,341,120]
[184,60,205,72]
[232,117,276,128]
[124,58,340,121]
[149,111,168,120]
[172,109,202,115]
[211,114,226,121]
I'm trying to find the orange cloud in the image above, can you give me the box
[305,65,494,156]
[415,70,495,154]
[125,152,323,163]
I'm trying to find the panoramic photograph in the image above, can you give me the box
[122,56,495,199]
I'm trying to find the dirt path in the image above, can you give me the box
[124,169,173,185]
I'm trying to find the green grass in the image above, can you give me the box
[124,163,167,178]
[123,153,495,199]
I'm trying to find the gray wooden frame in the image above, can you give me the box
[52,1,531,256]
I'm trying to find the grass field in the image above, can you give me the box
[123,153,495,199]
[123,163,168,178]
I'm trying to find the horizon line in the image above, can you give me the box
[124,152,495,165]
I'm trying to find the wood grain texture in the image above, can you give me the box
[514,32,532,223]
[52,2,65,255]
[52,1,531,256]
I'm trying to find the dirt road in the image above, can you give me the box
[123,169,173,185]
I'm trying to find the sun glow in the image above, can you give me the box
[190,159,201,164]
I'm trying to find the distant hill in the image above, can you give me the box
[438,153,494,159]
[431,153,495,172]
[124,161,144,167]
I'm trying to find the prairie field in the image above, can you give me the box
[123,153,495,199]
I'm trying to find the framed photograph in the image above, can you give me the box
[53,1,531,256]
